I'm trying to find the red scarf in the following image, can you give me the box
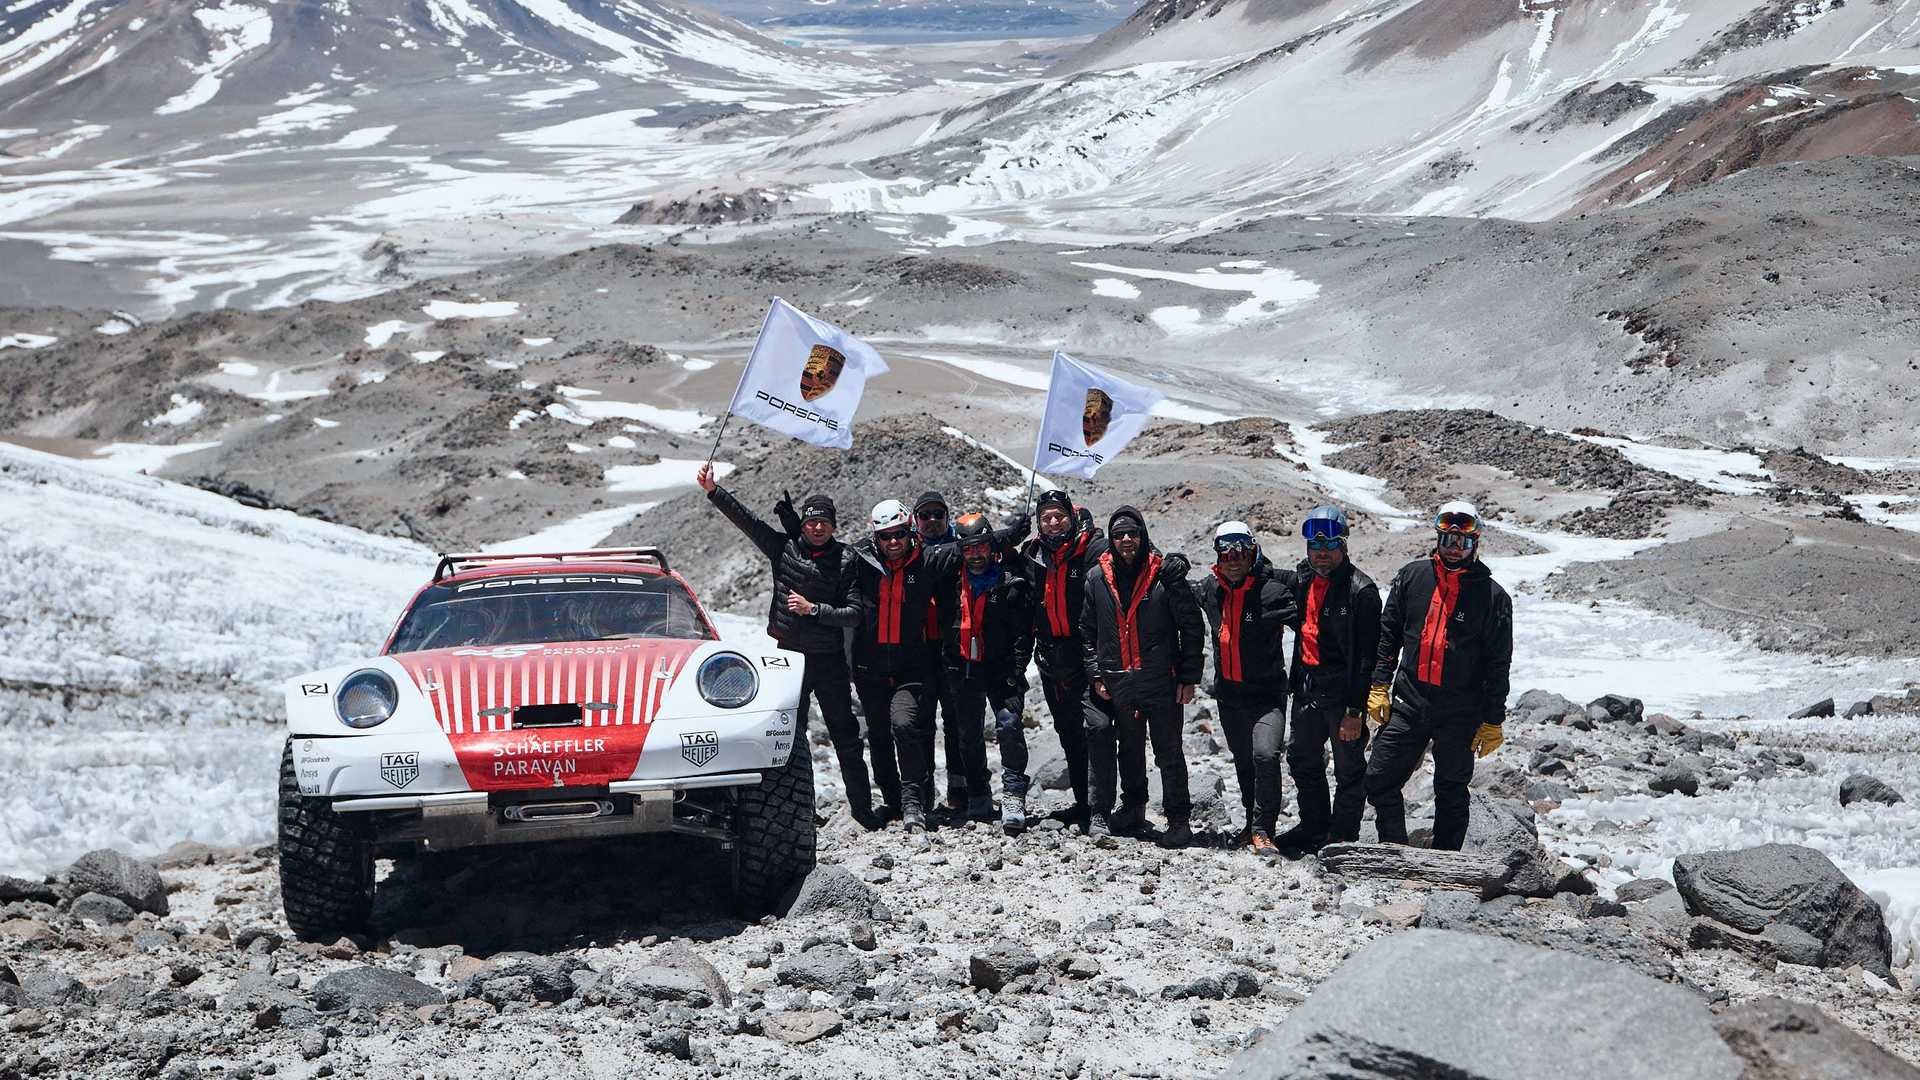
[1301,573,1330,667]
[1100,551,1162,671]
[1417,555,1464,684]
[1212,567,1255,682]
[1041,532,1090,637]
[876,547,921,646]
[958,573,991,661]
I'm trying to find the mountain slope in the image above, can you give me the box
[0,0,879,122]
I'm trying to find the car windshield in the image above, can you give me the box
[387,573,714,654]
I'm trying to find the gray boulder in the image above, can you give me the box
[69,892,136,925]
[1788,698,1835,719]
[1672,843,1893,977]
[1838,774,1904,808]
[775,945,866,994]
[312,967,444,1011]
[1649,765,1699,797]
[222,973,306,1013]
[1616,878,1673,903]
[651,941,731,1006]
[1220,930,1739,1080]
[64,850,168,916]
[1713,996,1920,1079]
[1584,694,1644,725]
[1415,894,1674,982]
[618,966,713,1006]
[20,970,95,1007]
[1843,700,1873,719]
[1513,689,1580,725]
[763,1009,843,1044]
[969,939,1042,992]
[784,864,878,919]
[0,876,59,904]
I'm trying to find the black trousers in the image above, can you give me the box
[1090,679,1189,821]
[1218,691,1286,835]
[857,677,928,815]
[798,649,889,814]
[925,662,977,803]
[1364,696,1479,850]
[952,674,1024,797]
[1287,691,1370,842]
[1040,669,1095,810]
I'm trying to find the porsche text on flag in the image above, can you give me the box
[726,297,889,450]
[1031,351,1165,480]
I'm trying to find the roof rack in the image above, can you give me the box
[433,547,671,582]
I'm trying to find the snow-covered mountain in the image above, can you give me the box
[763,0,1920,223]
[0,0,877,123]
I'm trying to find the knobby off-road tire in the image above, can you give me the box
[731,747,817,917]
[276,739,374,940]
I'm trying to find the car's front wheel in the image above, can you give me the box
[276,739,373,940]
[730,747,817,917]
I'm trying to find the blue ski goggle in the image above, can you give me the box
[1305,536,1346,551]
[1302,517,1347,548]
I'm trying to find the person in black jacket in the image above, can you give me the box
[1080,506,1206,847]
[1019,489,1110,827]
[1363,500,1513,851]
[943,512,1039,834]
[697,463,886,828]
[912,489,977,819]
[1193,520,1297,856]
[1279,505,1382,858]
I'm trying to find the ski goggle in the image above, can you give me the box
[1435,511,1480,535]
[1305,536,1345,551]
[1214,535,1256,555]
[1436,531,1477,551]
[1302,517,1347,541]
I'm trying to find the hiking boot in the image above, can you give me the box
[966,795,996,822]
[1087,813,1116,848]
[1159,818,1192,849]
[1273,825,1328,859]
[943,787,968,814]
[1001,793,1028,835]
[1109,803,1147,836]
[1047,803,1090,828]
[851,806,885,832]
[903,803,928,834]
[1231,824,1253,848]
[1249,832,1281,859]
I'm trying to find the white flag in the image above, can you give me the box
[727,297,888,450]
[1031,351,1165,480]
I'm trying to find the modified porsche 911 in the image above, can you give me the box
[276,548,811,938]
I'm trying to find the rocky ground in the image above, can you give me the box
[6,683,1920,1079]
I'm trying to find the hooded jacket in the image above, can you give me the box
[1194,555,1297,698]
[1079,507,1205,693]
[708,485,859,654]
[1019,519,1109,680]
[1289,556,1383,714]
[849,515,1031,682]
[1373,554,1512,723]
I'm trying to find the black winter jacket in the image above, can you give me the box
[1194,558,1297,698]
[1020,526,1108,680]
[708,485,859,655]
[941,557,1038,702]
[1372,555,1513,724]
[1080,547,1206,694]
[1289,557,1383,715]
[848,539,964,682]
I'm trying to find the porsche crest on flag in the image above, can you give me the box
[1031,351,1165,480]
[726,298,888,450]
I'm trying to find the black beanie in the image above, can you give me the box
[913,490,947,514]
[801,494,836,526]
[1108,506,1146,537]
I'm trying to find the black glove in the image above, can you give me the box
[774,489,802,537]
[1159,552,1191,581]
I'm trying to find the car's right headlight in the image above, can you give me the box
[335,669,398,729]
[697,652,758,709]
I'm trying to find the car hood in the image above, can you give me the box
[388,639,703,736]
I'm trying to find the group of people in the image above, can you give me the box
[694,462,1514,856]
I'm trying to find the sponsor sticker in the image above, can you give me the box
[681,731,719,768]
[1047,441,1105,465]
[760,655,791,668]
[301,683,329,697]
[380,751,419,789]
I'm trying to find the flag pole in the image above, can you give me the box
[708,297,781,467]
[1026,350,1064,512]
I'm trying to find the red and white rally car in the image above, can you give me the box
[276,548,811,939]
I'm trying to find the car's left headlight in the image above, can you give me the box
[697,652,758,709]
[336,669,399,729]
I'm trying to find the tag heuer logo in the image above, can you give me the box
[681,731,719,768]
[380,751,419,789]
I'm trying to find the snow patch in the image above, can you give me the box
[0,332,57,349]
[155,4,275,116]
[422,299,518,319]
[1090,278,1141,300]
[143,394,204,428]
[604,458,732,493]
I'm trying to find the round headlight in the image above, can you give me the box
[335,669,398,729]
[697,652,758,709]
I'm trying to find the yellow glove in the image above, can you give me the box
[1470,723,1504,758]
[1366,684,1392,727]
